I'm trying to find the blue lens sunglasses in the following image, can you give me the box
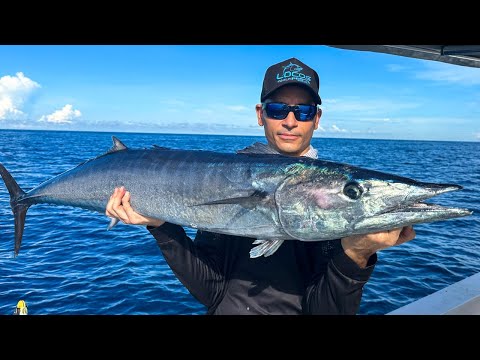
[262,102,318,122]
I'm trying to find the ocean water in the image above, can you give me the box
[0,130,479,315]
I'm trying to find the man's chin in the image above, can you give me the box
[276,141,303,156]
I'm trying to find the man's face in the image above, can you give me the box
[256,84,321,157]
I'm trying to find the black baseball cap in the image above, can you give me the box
[261,57,321,105]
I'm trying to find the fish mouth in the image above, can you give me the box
[385,182,469,214]
[353,183,473,231]
[383,202,472,217]
[388,183,468,215]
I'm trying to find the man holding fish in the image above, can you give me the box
[105,57,416,314]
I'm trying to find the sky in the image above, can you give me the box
[0,45,479,141]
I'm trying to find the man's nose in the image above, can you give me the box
[282,111,298,128]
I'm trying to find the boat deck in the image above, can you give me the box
[388,272,480,315]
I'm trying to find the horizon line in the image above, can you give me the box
[0,127,478,143]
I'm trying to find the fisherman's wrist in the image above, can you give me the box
[146,219,165,228]
[146,222,165,230]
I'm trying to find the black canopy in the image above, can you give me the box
[328,45,480,68]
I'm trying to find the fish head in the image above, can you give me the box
[275,163,472,241]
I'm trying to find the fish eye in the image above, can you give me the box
[343,181,363,200]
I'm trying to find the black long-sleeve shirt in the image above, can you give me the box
[148,223,376,315]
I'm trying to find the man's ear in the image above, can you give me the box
[256,104,264,126]
[314,108,322,130]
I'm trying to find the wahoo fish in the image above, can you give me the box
[0,137,473,258]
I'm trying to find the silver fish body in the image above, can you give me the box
[0,137,473,257]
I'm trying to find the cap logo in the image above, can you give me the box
[276,62,312,85]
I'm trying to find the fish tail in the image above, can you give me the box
[0,163,30,257]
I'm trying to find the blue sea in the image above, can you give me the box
[0,130,479,315]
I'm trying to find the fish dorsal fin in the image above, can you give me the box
[237,142,280,155]
[74,136,128,167]
[109,136,128,153]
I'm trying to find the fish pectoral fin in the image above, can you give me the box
[249,239,285,258]
[193,190,268,210]
[107,217,120,230]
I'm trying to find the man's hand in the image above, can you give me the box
[105,186,165,228]
[341,226,416,268]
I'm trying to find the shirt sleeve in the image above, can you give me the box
[302,240,377,315]
[148,223,226,309]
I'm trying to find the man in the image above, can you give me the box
[106,57,416,314]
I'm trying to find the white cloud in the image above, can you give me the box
[330,124,347,133]
[38,104,81,124]
[325,99,339,104]
[0,72,41,120]
[191,104,254,120]
[383,61,480,86]
[415,62,480,85]
[149,121,262,135]
[350,128,377,134]
[316,124,347,133]
[351,117,396,123]
[474,132,480,140]
[0,97,24,119]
